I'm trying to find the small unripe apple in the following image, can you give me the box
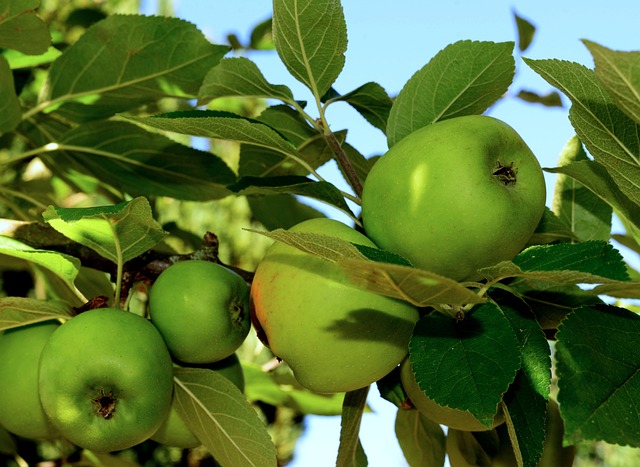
[361,115,546,281]
[251,218,419,393]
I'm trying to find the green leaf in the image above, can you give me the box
[410,303,522,428]
[584,40,640,124]
[387,40,515,146]
[512,240,629,281]
[513,10,536,53]
[498,296,551,467]
[0,423,15,455]
[249,17,274,50]
[56,121,235,200]
[0,0,50,55]
[252,229,484,307]
[173,367,278,467]
[229,175,353,218]
[198,56,294,105]
[42,197,166,263]
[3,46,61,69]
[326,82,393,133]
[525,58,640,207]
[125,111,316,175]
[515,89,563,107]
[43,15,228,121]
[0,55,21,134]
[395,409,446,467]
[272,0,347,98]
[550,136,613,242]
[247,194,326,230]
[555,305,640,446]
[0,297,72,331]
[0,236,80,291]
[336,387,369,467]
[546,159,640,233]
[528,207,578,245]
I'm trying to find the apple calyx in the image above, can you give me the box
[492,161,518,186]
[92,389,117,419]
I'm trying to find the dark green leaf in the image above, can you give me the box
[410,303,521,428]
[229,175,354,217]
[395,409,446,467]
[198,57,294,105]
[528,207,578,245]
[327,82,393,132]
[525,58,640,207]
[248,194,325,230]
[44,15,228,121]
[513,10,536,53]
[42,197,166,263]
[351,244,412,267]
[0,55,21,133]
[585,40,640,124]
[550,136,613,242]
[273,0,347,98]
[56,121,235,200]
[512,240,629,281]
[555,305,640,446]
[387,41,515,146]
[173,367,278,467]
[516,89,563,107]
[0,0,50,55]
[336,387,369,467]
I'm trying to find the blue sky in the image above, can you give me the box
[141,1,640,465]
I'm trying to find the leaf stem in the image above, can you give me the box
[105,215,124,309]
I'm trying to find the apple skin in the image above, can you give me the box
[148,260,251,364]
[0,321,60,440]
[361,115,546,281]
[38,308,174,452]
[151,354,245,449]
[250,218,420,393]
[400,358,504,431]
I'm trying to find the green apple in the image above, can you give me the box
[400,358,504,431]
[151,354,245,448]
[251,218,419,393]
[148,260,251,364]
[0,321,59,440]
[361,115,546,281]
[38,308,174,452]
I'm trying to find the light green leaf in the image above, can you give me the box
[546,159,640,233]
[42,15,228,121]
[556,305,640,447]
[525,58,640,207]
[198,56,294,105]
[0,297,72,331]
[336,387,369,467]
[0,236,80,290]
[387,41,515,146]
[0,0,50,55]
[0,55,21,133]
[57,121,235,200]
[551,136,613,242]
[173,367,278,467]
[42,197,166,264]
[395,409,446,467]
[273,0,347,98]
[3,46,61,69]
[585,40,640,124]
[410,303,522,428]
[253,228,484,307]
